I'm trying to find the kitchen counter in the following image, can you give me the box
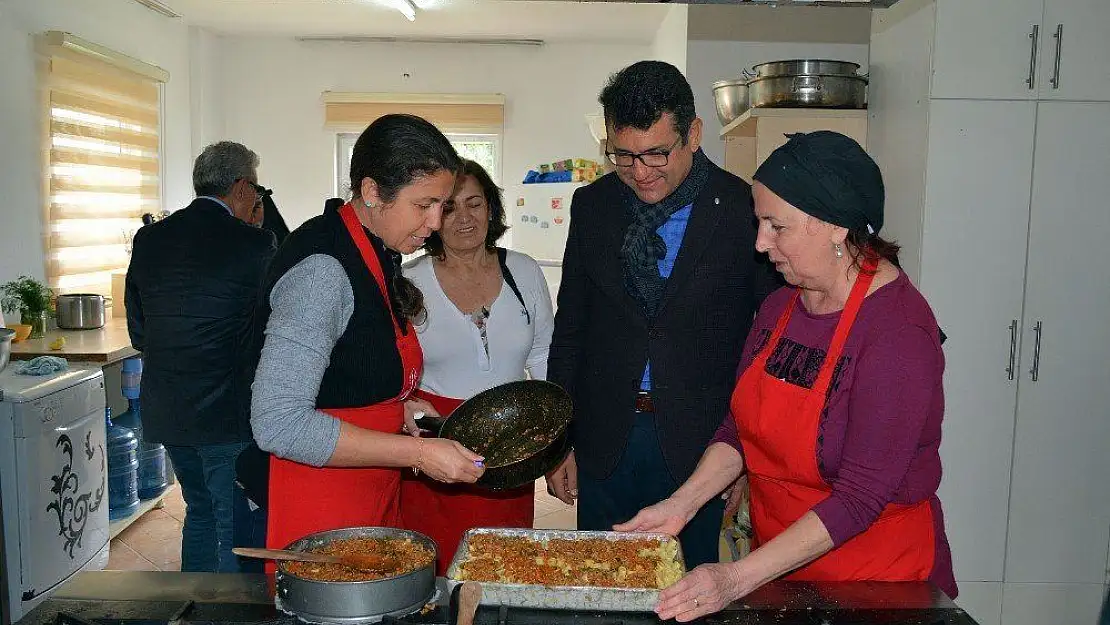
[9,317,138,365]
[14,571,981,625]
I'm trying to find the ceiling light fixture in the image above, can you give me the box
[297,36,545,46]
[131,0,181,18]
[394,0,418,21]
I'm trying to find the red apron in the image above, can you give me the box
[401,390,534,576]
[732,259,937,583]
[266,202,423,555]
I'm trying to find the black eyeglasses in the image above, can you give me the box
[605,137,683,168]
[246,181,272,200]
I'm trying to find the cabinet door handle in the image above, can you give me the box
[1026,25,1040,89]
[1029,321,1043,381]
[1007,320,1018,380]
[1050,24,1064,89]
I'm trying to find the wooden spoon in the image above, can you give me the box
[232,547,397,573]
[456,582,482,625]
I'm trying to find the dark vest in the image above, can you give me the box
[247,199,407,409]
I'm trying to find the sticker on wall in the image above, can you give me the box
[553,216,565,225]
[530,216,539,224]
[516,197,525,207]
[520,214,530,223]
[551,197,563,210]
[540,221,550,229]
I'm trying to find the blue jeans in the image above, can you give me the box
[165,442,250,572]
[233,483,267,574]
[577,416,726,569]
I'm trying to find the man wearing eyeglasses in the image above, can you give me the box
[546,61,778,568]
[125,141,277,573]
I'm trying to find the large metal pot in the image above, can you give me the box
[55,294,106,330]
[747,74,867,109]
[0,328,13,373]
[275,527,437,625]
[752,59,861,78]
[711,79,750,126]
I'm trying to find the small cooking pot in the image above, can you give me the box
[416,380,573,490]
[55,294,107,330]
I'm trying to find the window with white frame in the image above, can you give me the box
[335,132,501,198]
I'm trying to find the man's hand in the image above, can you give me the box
[545,450,578,504]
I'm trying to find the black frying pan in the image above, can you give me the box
[416,380,572,490]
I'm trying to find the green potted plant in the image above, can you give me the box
[2,276,55,339]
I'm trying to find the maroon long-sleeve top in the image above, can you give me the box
[713,271,956,598]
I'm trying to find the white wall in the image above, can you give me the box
[207,37,653,229]
[686,41,869,166]
[0,0,192,319]
[651,5,689,74]
[189,26,225,158]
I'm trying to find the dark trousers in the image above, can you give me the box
[164,442,249,572]
[577,416,725,568]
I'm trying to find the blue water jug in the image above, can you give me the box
[114,358,168,500]
[105,407,140,521]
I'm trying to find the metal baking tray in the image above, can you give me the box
[444,528,686,612]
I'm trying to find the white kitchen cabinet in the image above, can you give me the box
[1000,583,1107,625]
[1039,0,1110,101]
[871,5,1110,620]
[931,0,1046,100]
[920,100,1037,584]
[1004,102,1110,586]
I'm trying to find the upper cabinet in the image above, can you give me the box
[930,0,1110,101]
[931,0,1046,100]
[1038,0,1110,101]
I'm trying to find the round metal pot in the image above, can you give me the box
[0,328,13,373]
[55,294,106,330]
[751,59,861,78]
[747,74,867,109]
[711,79,750,126]
[274,527,437,625]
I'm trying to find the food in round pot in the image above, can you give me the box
[281,536,435,582]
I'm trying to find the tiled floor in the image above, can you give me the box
[105,480,577,571]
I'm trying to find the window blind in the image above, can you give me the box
[322,92,505,134]
[38,31,168,296]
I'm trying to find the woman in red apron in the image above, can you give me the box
[399,160,553,575]
[615,131,955,621]
[247,115,484,565]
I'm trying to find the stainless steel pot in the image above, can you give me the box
[275,527,437,625]
[0,328,13,373]
[752,59,861,78]
[747,74,867,109]
[55,294,106,330]
[711,79,750,126]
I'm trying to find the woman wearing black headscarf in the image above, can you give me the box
[618,131,956,621]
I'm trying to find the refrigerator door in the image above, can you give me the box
[506,182,584,308]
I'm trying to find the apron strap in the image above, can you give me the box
[811,258,880,397]
[338,202,406,339]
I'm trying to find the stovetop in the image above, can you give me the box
[21,598,979,625]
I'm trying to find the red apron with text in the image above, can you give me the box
[401,390,534,576]
[732,259,936,582]
[266,202,423,557]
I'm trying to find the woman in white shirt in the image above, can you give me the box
[400,160,555,574]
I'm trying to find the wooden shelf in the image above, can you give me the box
[720,107,868,139]
[719,107,869,182]
[109,487,172,539]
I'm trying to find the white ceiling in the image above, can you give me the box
[161,0,673,44]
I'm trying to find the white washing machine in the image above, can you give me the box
[0,367,110,624]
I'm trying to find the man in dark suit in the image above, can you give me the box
[125,141,276,572]
[546,61,777,567]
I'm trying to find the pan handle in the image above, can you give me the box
[414,414,447,437]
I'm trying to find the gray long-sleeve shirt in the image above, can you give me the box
[250,254,354,467]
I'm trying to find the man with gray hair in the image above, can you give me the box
[125,141,276,572]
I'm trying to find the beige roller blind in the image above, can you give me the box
[38,31,167,296]
[322,92,505,133]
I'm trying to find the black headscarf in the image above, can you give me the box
[753,131,884,235]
